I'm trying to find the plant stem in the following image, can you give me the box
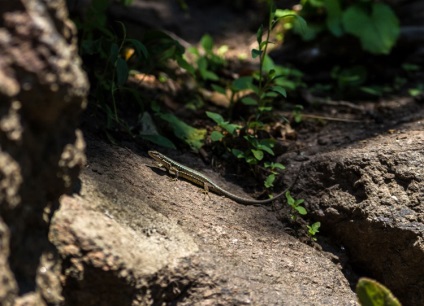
[258,1,273,105]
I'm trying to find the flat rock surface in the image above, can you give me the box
[50,135,358,305]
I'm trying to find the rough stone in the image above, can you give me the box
[0,0,88,304]
[296,127,424,305]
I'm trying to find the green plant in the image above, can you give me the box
[249,3,306,117]
[307,222,321,241]
[206,111,277,166]
[292,105,304,123]
[206,111,241,141]
[356,278,401,306]
[264,161,286,189]
[294,0,399,55]
[408,84,424,97]
[204,1,306,199]
[187,34,227,82]
[139,102,206,151]
[331,65,367,94]
[285,190,307,220]
[75,0,201,146]
[285,191,321,240]
[75,0,149,131]
[359,62,423,97]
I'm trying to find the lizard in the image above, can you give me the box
[148,150,294,205]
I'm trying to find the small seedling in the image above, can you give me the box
[285,190,307,220]
[264,161,286,188]
[307,222,321,241]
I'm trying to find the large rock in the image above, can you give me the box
[0,0,88,304]
[296,125,424,305]
[53,138,357,305]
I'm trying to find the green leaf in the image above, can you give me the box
[251,49,262,59]
[241,96,258,106]
[247,121,264,131]
[200,34,214,52]
[257,144,274,156]
[256,24,263,44]
[197,57,207,71]
[139,112,176,149]
[177,57,195,75]
[342,3,400,54]
[110,43,119,62]
[197,56,219,80]
[157,113,206,151]
[261,55,276,73]
[177,56,196,75]
[402,63,420,72]
[264,174,275,188]
[140,134,176,149]
[270,85,287,97]
[324,0,343,37]
[258,106,272,112]
[206,111,225,124]
[246,156,258,165]
[211,84,227,95]
[243,135,258,146]
[251,149,264,161]
[408,88,423,97]
[294,22,323,41]
[232,76,254,91]
[295,199,305,206]
[274,163,286,170]
[200,70,219,81]
[206,112,240,134]
[285,191,294,205]
[309,222,321,234]
[116,57,129,85]
[210,131,224,141]
[221,122,240,134]
[272,162,286,170]
[261,91,278,99]
[127,39,149,58]
[275,9,296,18]
[293,15,308,36]
[187,46,200,56]
[356,278,401,306]
[360,86,385,96]
[232,149,245,158]
[295,206,307,215]
[270,1,277,18]
[308,0,325,8]
[259,41,270,50]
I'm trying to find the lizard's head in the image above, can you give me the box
[148,150,161,160]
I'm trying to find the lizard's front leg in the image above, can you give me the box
[201,182,211,200]
[168,166,179,181]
